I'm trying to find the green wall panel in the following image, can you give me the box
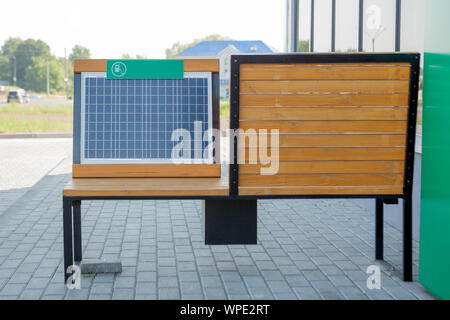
[420,0,450,300]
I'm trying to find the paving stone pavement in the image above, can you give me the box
[0,139,436,300]
[0,138,72,216]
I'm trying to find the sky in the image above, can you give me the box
[0,0,285,58]
[0,0,424,59]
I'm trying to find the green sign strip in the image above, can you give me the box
[106,60,184,80]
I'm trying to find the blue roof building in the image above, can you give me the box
[177,40,275,98]
[177,40,274,56]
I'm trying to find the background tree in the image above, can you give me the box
[1,38,23,84]
[0,56,11,81]
[14,39,51,88]
[69,45,91,61]
[23,56,65,93]
[165,34,233,58]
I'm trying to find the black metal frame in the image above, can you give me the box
[230,52,420,281]
[358,0,364,52]
[395,0,402,52]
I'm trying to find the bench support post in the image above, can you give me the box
[73,200,82,263]
[63,197,73,284]
[403,194,413,281]
[375,198,384,260]
[203,199,257,245]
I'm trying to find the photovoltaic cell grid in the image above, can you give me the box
[80,72,212,163]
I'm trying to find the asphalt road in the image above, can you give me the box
[0,97,72,106]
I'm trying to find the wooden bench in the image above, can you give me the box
[63,53,419,283]
[229,53,420,281]
[62,59,252,283]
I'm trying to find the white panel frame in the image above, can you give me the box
[80,72,213,164]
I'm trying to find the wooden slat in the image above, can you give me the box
[239,121,407,134]
[240,161,405,175]
[63,177,229,197]
[240,147,405,161]
[240,64,411,80]
[73,164,221,178]
[239,93,409,107]
[240,80,409,94]
[74,59,220,73]
[240,107,408,121]
[239,134,406,148]
[238,186,403,196]
[238,174,404,187]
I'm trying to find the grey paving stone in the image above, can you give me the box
[19,289,43,300]
[137,271,157,283]
[158,287,180,300]
[243,276,267,288]
[338,286,369,300]
[285,275,310,287]
[158,276,178,288]
[267,280,294,294]
[112,288,135,300]
[91,283,113,295]
[180,282,202,295]
[136,282,157,295]
[201,276,223,288]
[204,287,227,299]
[311,281,345,300]
[65,289,90,300]
[248,286,274,299]
[303,270,327,281]
[293,287,322,300]
[135,294,157,300]
[27,277,50,290]
[114,276,135,289]
[1,283,26,295]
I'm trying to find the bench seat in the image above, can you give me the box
[63,177,229,198]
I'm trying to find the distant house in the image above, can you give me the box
[177,40,275,98]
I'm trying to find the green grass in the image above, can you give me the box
[0,104,73,133]
[220,99,229,117]
[0,117,72,133]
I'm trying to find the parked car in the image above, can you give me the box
[7,89,29,104]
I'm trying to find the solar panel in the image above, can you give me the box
[80,72,213,164]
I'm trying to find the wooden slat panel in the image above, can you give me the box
[239,121,407,134]
[240,161,405,175]
[73,164,221,178]
[238,174,404,187]
[239,134,406,148]
[241,147,406,162]
[240,107,408,121]
[238,186,403,196]
[63,177,229,197]
[240,80,409,94]
[74,59,220,73]
[240,64,411,80]
[240,147,405,161]
[239,93,409,107]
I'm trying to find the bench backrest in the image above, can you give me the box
[230,53,420,197]
[72,59,221,178]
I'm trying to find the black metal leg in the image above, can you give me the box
[403,194,413,281]
[375,198,384,260]
[73,200,82,263]
[63,197,73,283]
[203,199,257,245]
